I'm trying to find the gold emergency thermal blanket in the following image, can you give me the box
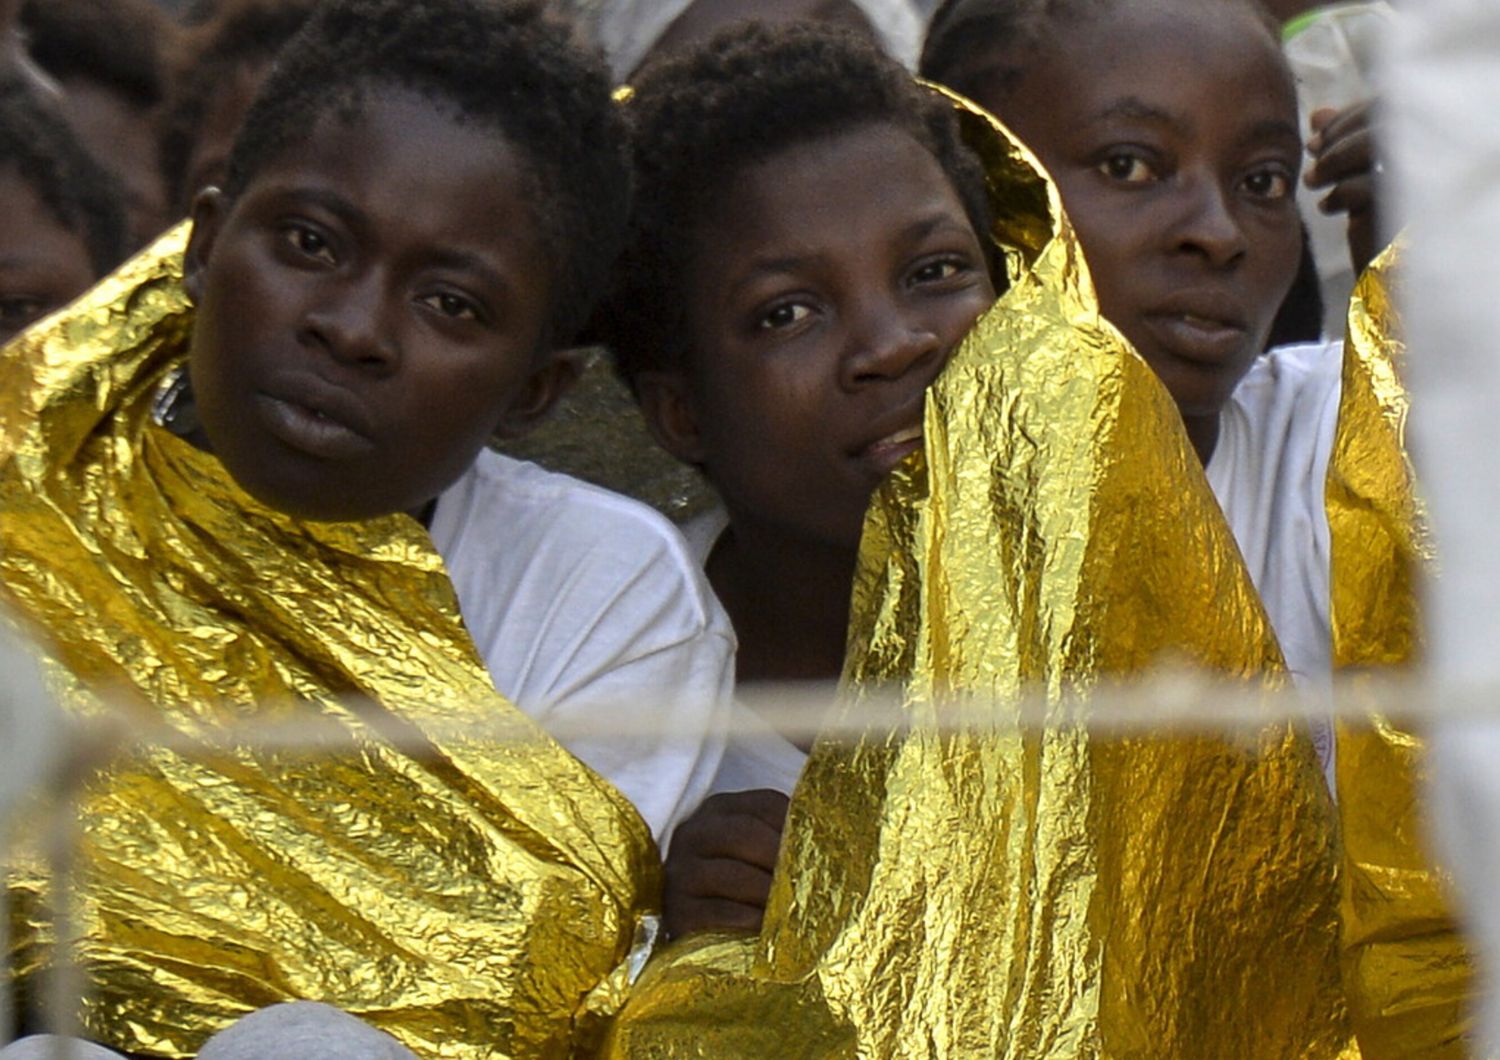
[1330,247,1484,1058]
[0,228,660,1058]
[602,95,1353,1058]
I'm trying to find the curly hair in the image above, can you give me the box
[920,0,1279,101]
[157,0,319,213]
[221,0,630,347]
[0,81,129,276]
[600,21,994,391]
[20,0,171,107]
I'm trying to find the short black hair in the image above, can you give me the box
[0,81,130,276]
[921,0,1279,101]
[20,0,171,107]
[158,0,319,212]
[600,22,994,391]
[222,0,630,348]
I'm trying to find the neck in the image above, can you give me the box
[1182,410,1221,467]
[708,517,858,687]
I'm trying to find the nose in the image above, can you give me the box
[1172,174,1249,269]
[839,296,944,390]
[298,273,399,375]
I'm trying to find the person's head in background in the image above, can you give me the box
[0,80,129,343]
[20,0,173,248]
[596,0,925,81]
[921,0,1303,465]
[636,0,878,73]
[182,0,629,522]
[601,24,994,680]
[158,0,317,219]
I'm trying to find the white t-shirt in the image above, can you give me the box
[682,509,810,799]
[429,450,735,841]
[1205,340,1341,692]
[697,341,1345,796]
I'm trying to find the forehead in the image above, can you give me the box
[1015,4,1297,138]
[233,88,548,269]
[699,123,968,259]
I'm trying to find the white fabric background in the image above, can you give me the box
[1389,1,1500,1050]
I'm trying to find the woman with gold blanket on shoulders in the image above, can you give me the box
[598,10,1474,1057]
[0,1,660,1055]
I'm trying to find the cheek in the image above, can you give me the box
[694,358,827,482]
[1051,185,1146,309]
[1250,218,1304,310]
[401,357,530,457]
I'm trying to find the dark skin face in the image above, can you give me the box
[645,122,994,564]
[184,87,573,522]
[959,2,1303,463]
[0,166,97,343]
[650,123,994,940]
[642,124,993,682]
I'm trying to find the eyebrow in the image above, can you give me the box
[264,184,511,293]
[1239,118,1304,150]
[423,247,509,296]
[272,184,364,232]
[729,211,976,297]
[1087,97,1191,137]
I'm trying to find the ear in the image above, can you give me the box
[493,346,586,439]
[182,187,228,304]
[635,368,706,466]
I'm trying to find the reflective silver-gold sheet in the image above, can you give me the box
[0,227,660,1058]
[1330,245,1484,1058]
[603,95,1353,1058]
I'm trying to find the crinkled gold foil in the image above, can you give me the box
[0,227,660,1058]
[603,94,1352,1058]
[1330,245,1484,1058]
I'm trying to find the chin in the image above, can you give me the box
[222,462,387,524]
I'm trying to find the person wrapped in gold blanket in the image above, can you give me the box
[0,1,660,1055]
[599,25,1458,1060]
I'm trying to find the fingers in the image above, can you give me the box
[663,852,775,939]
[662,895,766,939]
[667,855,775,908]
[1317,174,1374,218]
[661,789,792,938]
[1307,99,1373,153]
[1306,127,1374,190]
[671,795,785,871]
[1307,106,1339,137]
[714,788,791,831]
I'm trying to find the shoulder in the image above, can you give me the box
[1231,339,1343,413]
[678,507,730,570]
[433,450,726,635]
[1219,340,1343,463]
[1211,340,1344,521]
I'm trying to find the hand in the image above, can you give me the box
[663,788,789,939]
[1305,100,1383,277]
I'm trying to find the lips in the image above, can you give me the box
[1141,290,1251,366]
[254,372,378,461]
[860,423,924,475]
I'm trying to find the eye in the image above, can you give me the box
[1242,166,1294,201]
[1097,151,1156,184]
[281,222,336,265]
[758,302,812,330]
[418,291,481,322]
[910,258,970,285]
